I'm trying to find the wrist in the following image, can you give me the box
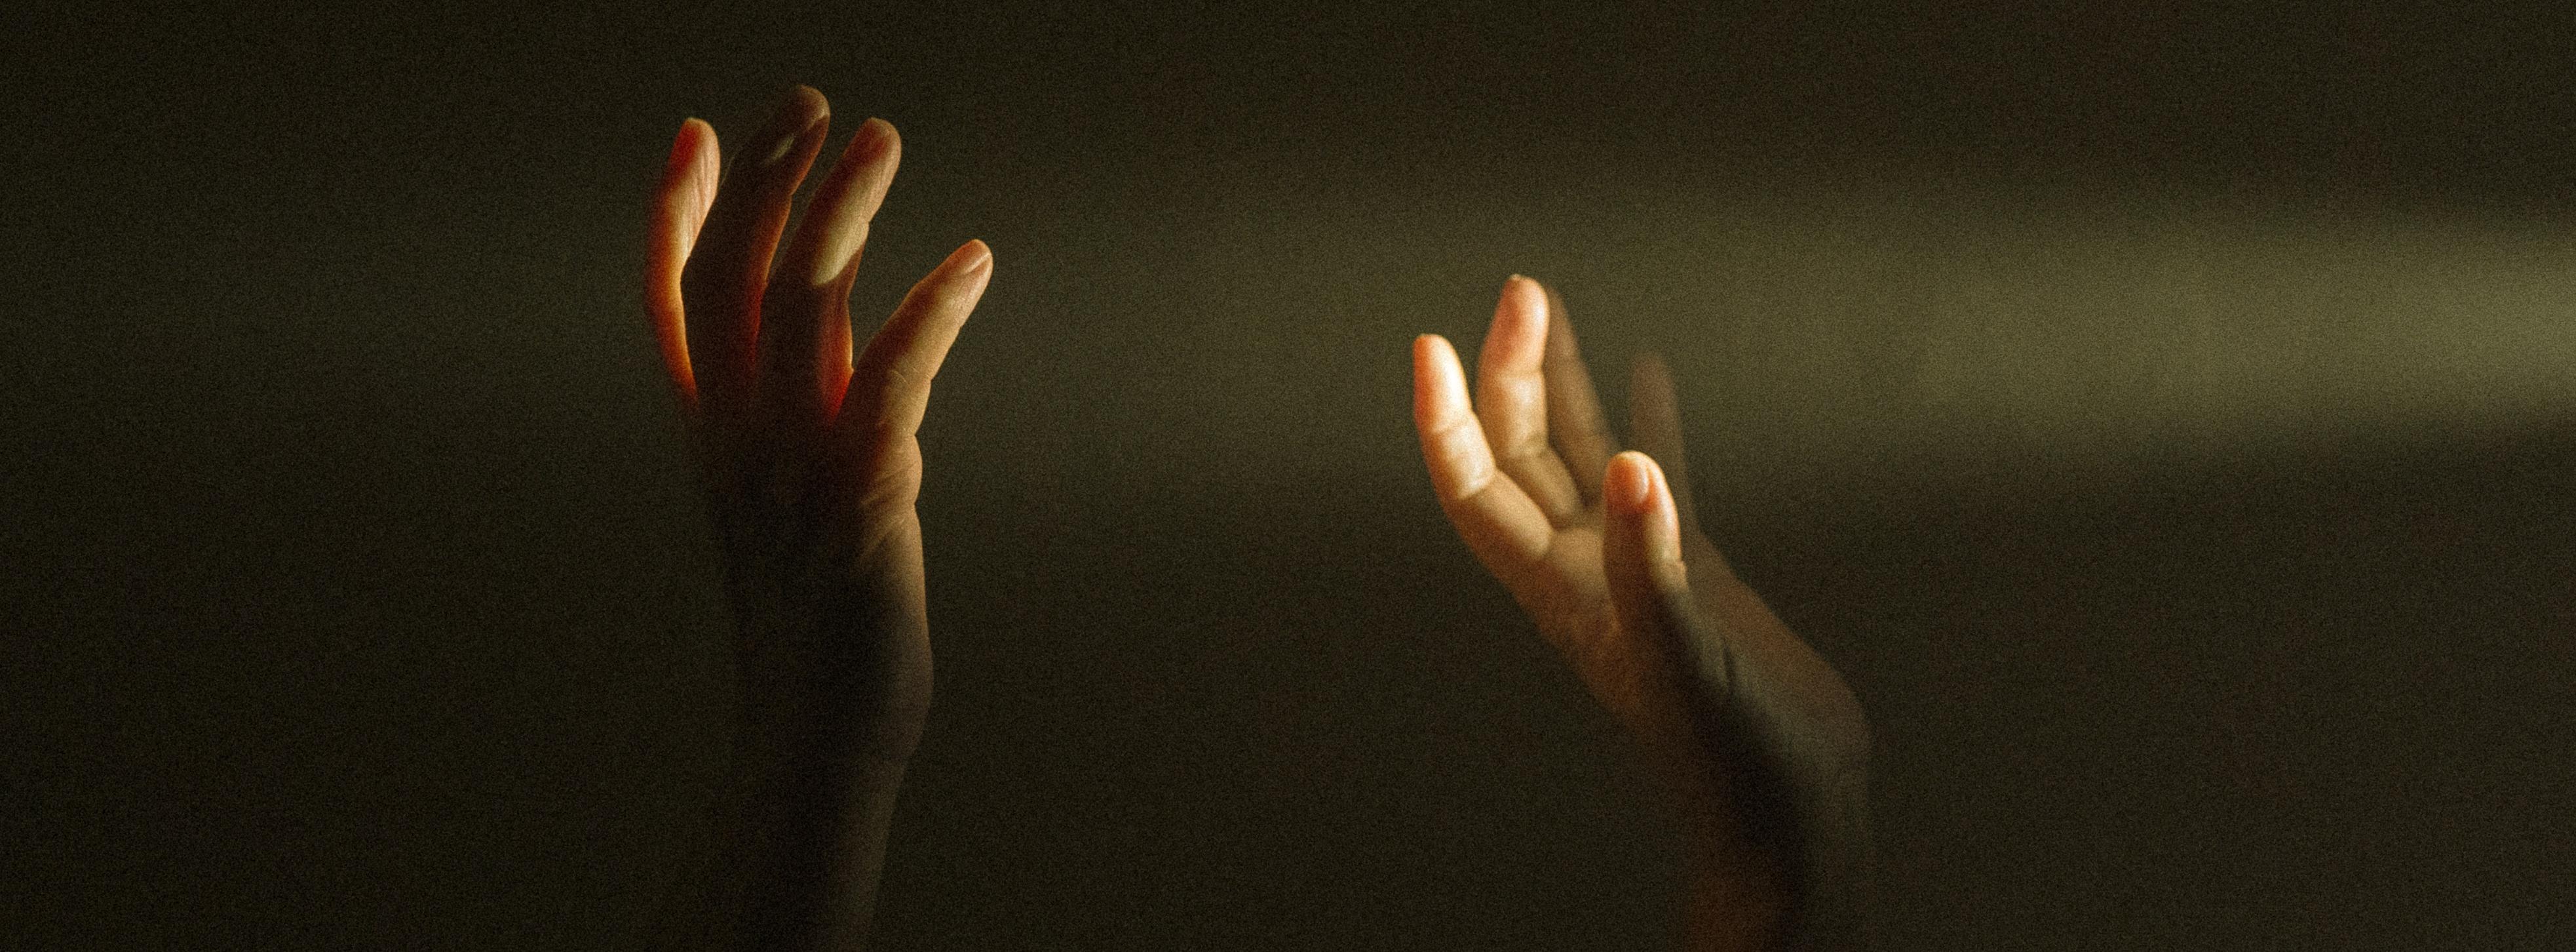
[682,714,919,952]
[728,696,927,783]
[1668,751,1872,950]
[727,606,934,761]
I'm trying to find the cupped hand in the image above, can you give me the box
[1412,277,1869,948]
[646,85,992,761]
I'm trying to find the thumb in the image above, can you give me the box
[1602,451,1720,688]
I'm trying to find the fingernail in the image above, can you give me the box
[1645,465,1680,563]
[851,117,894,161]
[758,89,826,166]
[1608,452,1652,511]
[955,240,993,274]
[761,117,823,167]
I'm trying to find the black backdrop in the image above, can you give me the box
[9,3,2575,949]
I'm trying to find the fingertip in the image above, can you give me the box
[754,87,832,167]
[784,83,829,117]
[1415,332,1458,367]
[683,119,720,191]
[853,116,900,163]
[1496,274,1545,315]
[666,117,713,172]
[1413,334,1465,418]
[654,119,722,263]
[1610,452,1687,571]
[1633,350,1674,387]
[1606,451,1655,513]
[953,238,993,275]
[1482,278,1550,372]
[784,89,831,140]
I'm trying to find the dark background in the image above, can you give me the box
[8,2,2575,949]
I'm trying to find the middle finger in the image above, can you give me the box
[679,85,831,417]
[1475,275,1586,524]
[758,117,902,430]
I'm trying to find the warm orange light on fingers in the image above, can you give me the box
[648,117,720,407]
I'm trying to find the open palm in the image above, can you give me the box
[645,87,991,754]
[1412,277,1870,948]
[642,86,991,951]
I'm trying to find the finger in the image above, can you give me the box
[756,117,902,429]
[647,117,721,410]
[1600,451,1712,685]
[678,85,831,416]
[1475,275,1585,524]
[1628,352,1699,531]
[832,240,994,464]
[1539,282,1615,502]
[1415,333,1555,573]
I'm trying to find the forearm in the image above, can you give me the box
[640,80,979,952]
[661,610,929,952]
[1799,766,1873,950]
[658,723,917,952]
[1676,761,1872,951]
[1675,573,1873,950]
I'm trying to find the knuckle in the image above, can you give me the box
[875,359,921,397]
[853,441,923,511]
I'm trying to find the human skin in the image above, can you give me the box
[634,83,1856,950]
[1412,277,1874,950]
[642,85,992,951]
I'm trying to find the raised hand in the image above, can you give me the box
[645,85,991,951]
[1412,277,1870,950]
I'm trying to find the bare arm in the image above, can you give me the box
[643,85,993,951]
[1412,277,1871,949]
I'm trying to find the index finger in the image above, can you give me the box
[1476,276,1585,524]
[832,240,995,446]
[1415,333,1555,573]
[679,86,832,416]
[755,117,903,431]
